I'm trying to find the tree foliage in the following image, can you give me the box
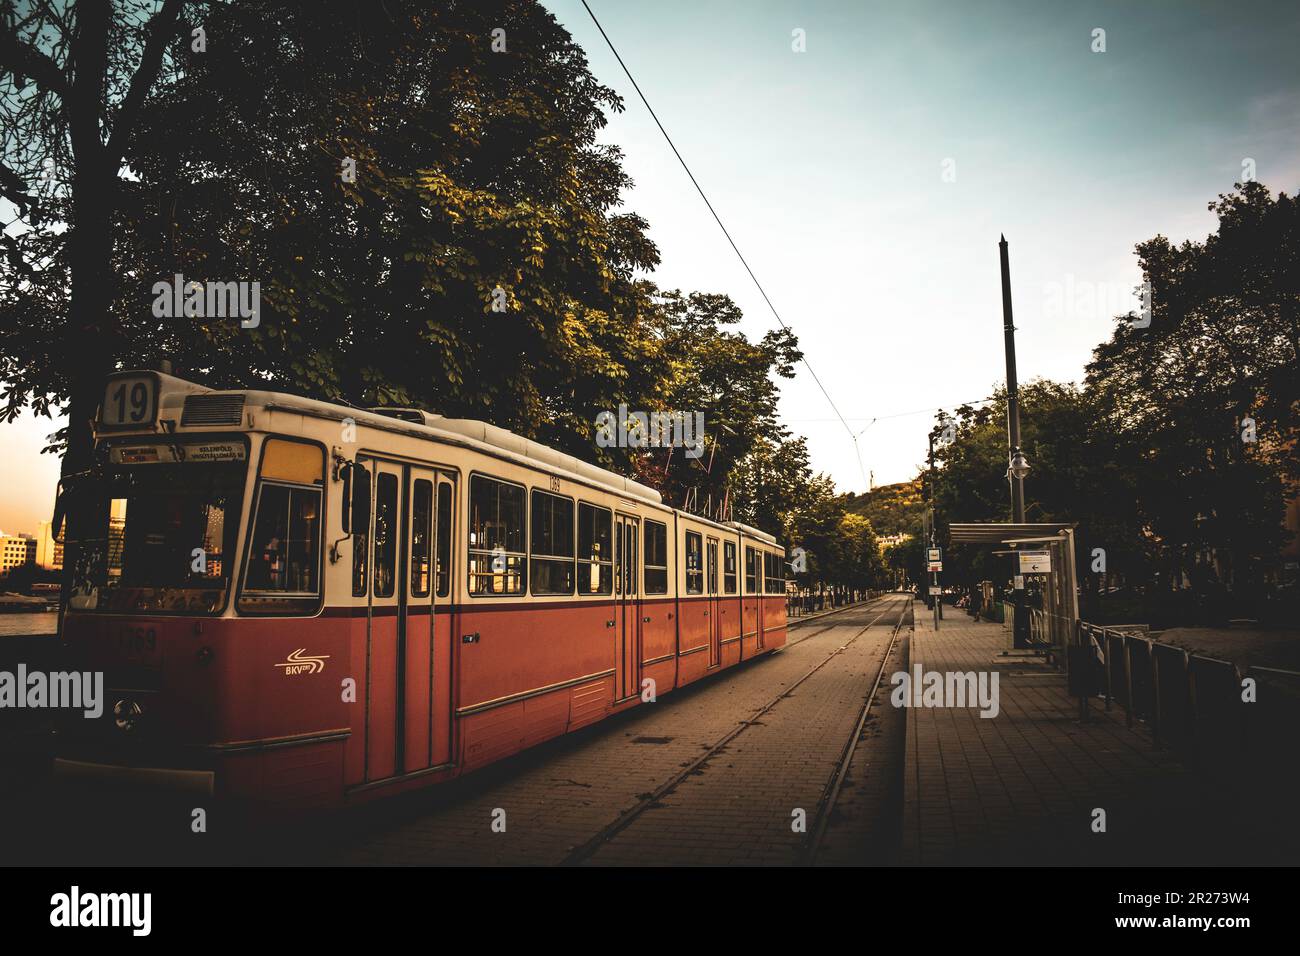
[845,479,924,537]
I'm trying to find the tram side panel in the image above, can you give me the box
[674,517,709,686]
[762,594,788,651]
[456,601,614,769]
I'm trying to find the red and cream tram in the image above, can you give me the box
[54,370,788,808]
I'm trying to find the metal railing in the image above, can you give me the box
[1075,621,1300,785]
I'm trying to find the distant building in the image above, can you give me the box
[878,532,912,554]
[35,519,64,571]
[0,532,37,575]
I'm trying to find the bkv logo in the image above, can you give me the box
[274,649,330,676]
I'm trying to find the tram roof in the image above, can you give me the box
[122,371,779,544]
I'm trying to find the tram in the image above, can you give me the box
[53,370,788,807]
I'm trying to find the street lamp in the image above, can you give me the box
[1000,235,1031,648]
[1008,447,1030,482]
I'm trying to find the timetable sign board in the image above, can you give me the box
[929,587,942,596]
[1018,550,1052,574]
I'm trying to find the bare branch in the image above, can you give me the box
[105,0,186,163]
[0,159,38,215]
[0,6,68,96]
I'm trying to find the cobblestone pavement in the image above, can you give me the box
[901,614,1277,865]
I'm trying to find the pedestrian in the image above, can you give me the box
[971,586,984,623]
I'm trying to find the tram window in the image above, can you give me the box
[706,540,718,594]
[723,541,737,594]
[530,489,575,595]
[685,531,703,595]
[745,546,758,593]
[576,502,612,595]
[373,472,398,598]
[644,520,668,595]
[767,552,785,594]
[435,482,452,598]
[239,440,324,615]
[350,463,371,597]
[411,479,433,598]
[468,475,525,596]
[72,450,246,616]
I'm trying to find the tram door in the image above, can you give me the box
[364,458,454,783]
[614,514,641,702]
[706,537,721,668]
[399,467,454,773]
[363,459,402,782]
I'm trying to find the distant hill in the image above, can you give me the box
[843,479,925,537]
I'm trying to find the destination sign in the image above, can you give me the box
[110,441,246,465]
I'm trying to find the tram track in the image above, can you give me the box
[801,597,912,864]
[785,596,887,647]
[560,594,911,866]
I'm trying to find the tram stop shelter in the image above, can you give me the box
[947,522,1081,658]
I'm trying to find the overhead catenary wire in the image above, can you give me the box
[790,395,998,425]
[579,1,860,451]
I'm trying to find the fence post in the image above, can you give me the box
[1101,628,1112,711]
[1149,638,1162,748]
[1123,635,1134,729]
[1078,622,1088,723]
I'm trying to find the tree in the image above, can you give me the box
[1086,181,1297,605]
[885,534,924,590]
[94,0,665,434]
[2,0,200,598]
[831,511,885,592]
[634,289,799,511]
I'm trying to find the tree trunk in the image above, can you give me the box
[58,1,114,621]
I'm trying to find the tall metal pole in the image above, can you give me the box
[928,434,939,631]
[1000,234,1030,648]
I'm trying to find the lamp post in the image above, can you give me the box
[1000,235,1031,648]
[928,432,942,630]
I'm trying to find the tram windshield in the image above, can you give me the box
[68,446,247,615]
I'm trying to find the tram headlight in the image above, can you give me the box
[114,698,143,732]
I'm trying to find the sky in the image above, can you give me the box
[2,0,1299,534]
